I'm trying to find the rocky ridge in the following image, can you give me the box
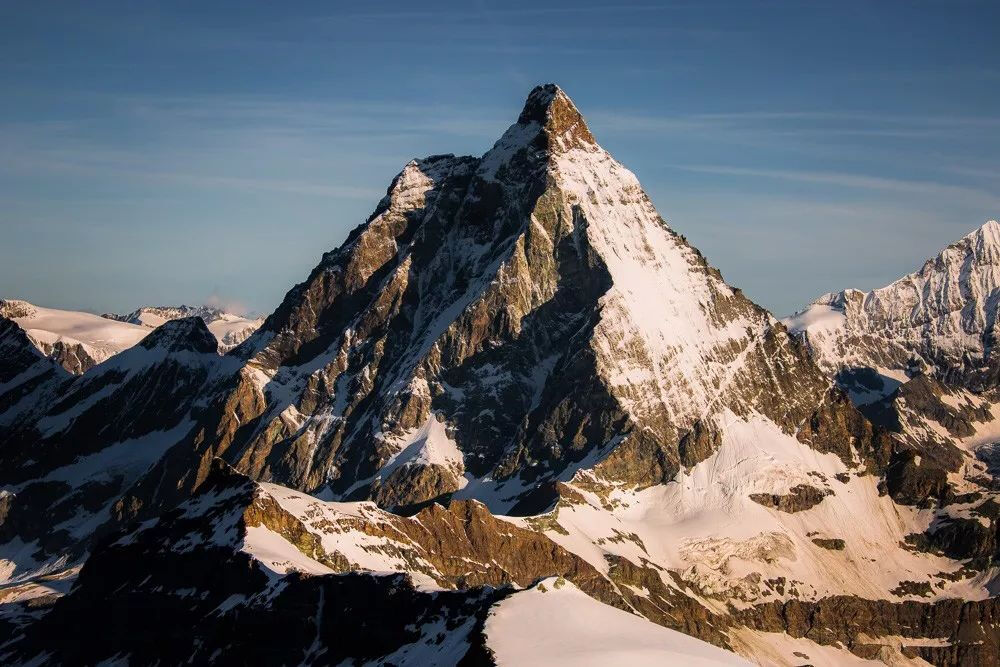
[786,220,1000,397]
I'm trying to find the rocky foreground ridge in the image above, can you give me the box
[1,85,999,666]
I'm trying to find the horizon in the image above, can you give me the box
[2,1,999,317]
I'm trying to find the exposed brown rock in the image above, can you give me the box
[749,485,833,513]
[811,538,846,550]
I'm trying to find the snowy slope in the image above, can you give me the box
[540,410,994,605]
[548,110,770,431]
[484,578,750,666]
[0,299,150,372]
[785,220,1000,393]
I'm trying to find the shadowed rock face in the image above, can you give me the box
[0,316,229,568]
[0,463,642,664]
[9,463,999,666]
[0,318,70,420]
[4,485,509,666]
[735,595,1000,665]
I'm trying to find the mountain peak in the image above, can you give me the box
[516,84,569,122]
[516,83,595,150]
[138,316,218,354]
[966,218,1000,246]
[919,218,1000,277]
[789,217,1000,387]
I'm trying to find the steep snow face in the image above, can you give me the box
[104,305,264,352]
[1,300,150,373]
[551,134,768,431]
[483,578,750,667]
[786,220,1000,391]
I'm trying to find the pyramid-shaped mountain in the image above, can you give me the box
[115,84,885,518]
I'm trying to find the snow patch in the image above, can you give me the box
[484,577,750,666]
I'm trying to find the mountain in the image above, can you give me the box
[787,219,1000,535]
[142,84,868,517]
[0,299,150,373]
[0,299,264,376]
[786,220,1000,445]
[785,220,1000,402]
[2,85,999,666]
[102,304,265,352]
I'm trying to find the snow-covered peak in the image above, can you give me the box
[219,83,833,511]
[786,219,1000,390]
[516,83,595,150]
[477,84,596,182]
[958,218,1000,248]
[138,316,219,354]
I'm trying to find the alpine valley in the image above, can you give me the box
[2,85,999,666]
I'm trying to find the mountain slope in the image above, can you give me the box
[0,317,234,586]
[0,300,150,373]
[786,220,1000,400]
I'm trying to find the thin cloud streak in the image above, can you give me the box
[671,164,1000,209]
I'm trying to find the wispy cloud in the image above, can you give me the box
[588,108,1000,140]
[0,90,512,202]
[670,164,1000,209]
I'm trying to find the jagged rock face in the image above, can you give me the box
[787,220,1000,395]
[0,318,69,422]
[153,84,865,515]
[862,375,995,456]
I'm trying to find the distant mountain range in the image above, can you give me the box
[1,85,998,666]
[102,305,264,353]
[0,300,263,373]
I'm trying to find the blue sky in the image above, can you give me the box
[2,1,998,317]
